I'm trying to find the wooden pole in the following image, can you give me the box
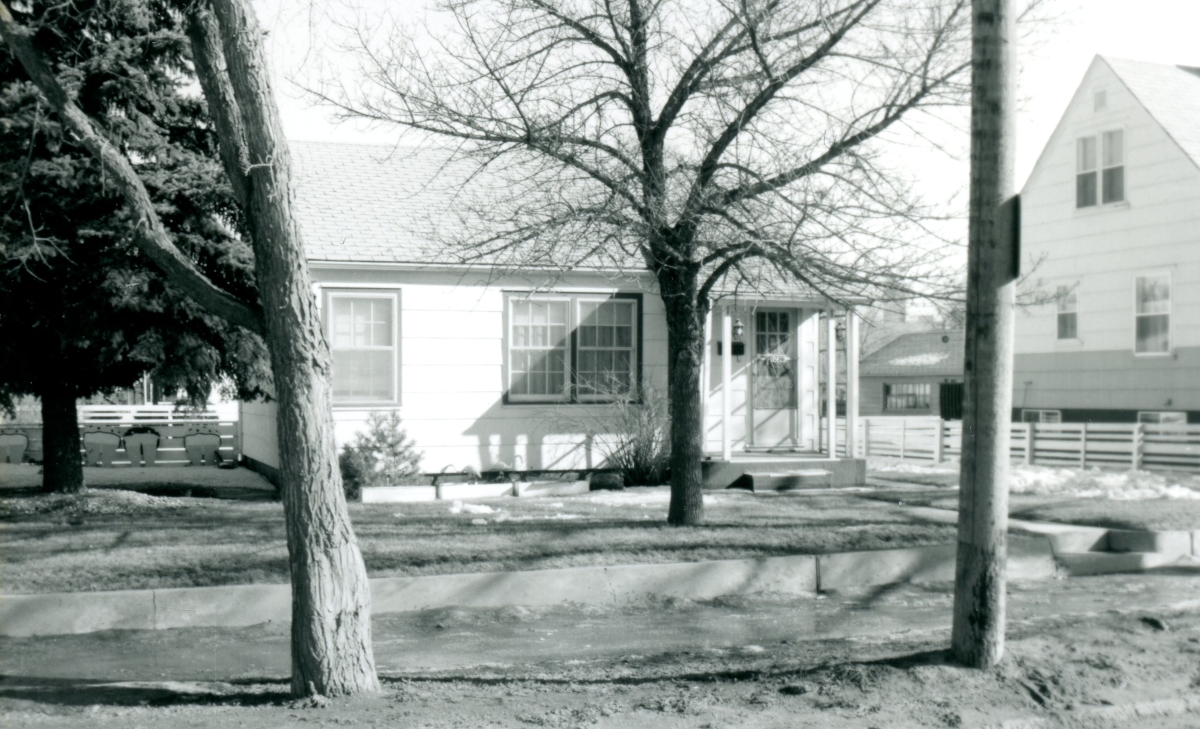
[951,0,1019,669]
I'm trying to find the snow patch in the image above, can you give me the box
[889,352,949,367]
[449,501,498,515]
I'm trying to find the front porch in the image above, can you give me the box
[701,298,864,488]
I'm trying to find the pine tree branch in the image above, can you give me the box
[0,1,266,337]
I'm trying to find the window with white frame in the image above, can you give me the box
[508,299,570,401]
[1076,130,1124,208]
[1134,273,1170,354]
[327,293,398,404]
[506,294,639,403]
[1056,284,1078,340]
[1022,409,1062,423]
[576,299,636,399]
[1137,411,1187,425]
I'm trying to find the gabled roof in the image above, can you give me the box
[288,141,824,299]
[859,329,964,377]
[1104,57,1200,170]
[291,142,501,266]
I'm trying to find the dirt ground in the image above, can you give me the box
[3,574,1200,728]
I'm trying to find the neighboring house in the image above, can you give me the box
[239,143,862,480]
[858,330,965,418]
[1015,57,1200,424]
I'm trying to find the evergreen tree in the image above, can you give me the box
[0,0,268,492]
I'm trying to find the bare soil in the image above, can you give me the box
[2,575,1200,728]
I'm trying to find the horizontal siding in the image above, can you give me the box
[239,400,279,469]
[1018,60,1200,357]
[1014,346,1200,411]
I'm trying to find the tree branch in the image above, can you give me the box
[0,1,266,336]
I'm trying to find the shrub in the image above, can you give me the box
[338,412,423,500]
[588,388,671,486]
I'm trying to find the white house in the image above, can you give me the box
[1014,57,1200,424]
[240,143,865,487]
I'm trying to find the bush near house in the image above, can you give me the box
[339,412,423,499]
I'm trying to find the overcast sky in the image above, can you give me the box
[261,0,1200,197]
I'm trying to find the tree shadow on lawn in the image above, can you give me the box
[0,675,291,708]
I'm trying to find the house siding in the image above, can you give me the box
[859,375,957,417]
[1015,58,1200,416]
[309,267,669,473]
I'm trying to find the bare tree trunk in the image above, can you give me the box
[951,0,1018,669]
[205,0,380,697]
[40,383,82,494]
[664,294,707,526]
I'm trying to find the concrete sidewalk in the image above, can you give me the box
[2,573,1199,684]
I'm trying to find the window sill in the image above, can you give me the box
[1073,200,1129,215]
[1132,350,1174,358]
[1055,338,1084,347]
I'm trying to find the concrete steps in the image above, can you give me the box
[745,469,832,492]
[1014,523,1200,577]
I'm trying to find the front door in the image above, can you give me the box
[751,309,798,447]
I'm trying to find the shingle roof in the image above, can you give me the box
[288,141,821,301]
[859,329,964,377]
[291,142,492,265]
[1104,57,1200,170]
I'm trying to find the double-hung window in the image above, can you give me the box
[506,294,640,403]
[327,292,399,404]
[1056,284,1078,340]
[1134,273,1170,354]
[508,299,570,401]
[1076,130,1124,208]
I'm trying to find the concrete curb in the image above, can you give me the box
[0,538,1059,638]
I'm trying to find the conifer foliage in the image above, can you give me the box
[0,0,269,492]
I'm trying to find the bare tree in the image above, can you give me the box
[314,0,975,524]
[1,0,379,696]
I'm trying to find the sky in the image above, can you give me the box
[260,0,1200,199]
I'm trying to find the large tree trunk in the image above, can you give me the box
[663,292,708,526]
[40,384,82,494]
[206,0,380,697]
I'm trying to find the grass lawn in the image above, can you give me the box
[0,464,957,594]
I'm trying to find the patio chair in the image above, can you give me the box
[83,429,122,467]
[123,425,161,467]
[0,431,28,464]
[184,428,223,466]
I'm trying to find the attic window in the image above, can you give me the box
[1093,90,1107,111]
[1076,130,1124,207]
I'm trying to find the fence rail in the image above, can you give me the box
[828,416,1200,474]
[0,406,239,467]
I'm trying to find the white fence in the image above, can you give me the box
[0,405,239,467]
[827,416,1200,474]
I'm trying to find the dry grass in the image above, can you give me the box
[0,470,956,594]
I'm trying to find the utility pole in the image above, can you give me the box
[951,0,1019,669]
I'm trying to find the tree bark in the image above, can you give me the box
[951,0,1018,670]
[663,292,708,526]
[40,384,82,494]
[205,0,380,697]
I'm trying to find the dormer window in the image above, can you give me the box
[1076,129,1124,208]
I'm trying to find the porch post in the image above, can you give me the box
[826,311,837,458]
[701,307,712,449]
[845,308,860,458]
[721,304,733,461]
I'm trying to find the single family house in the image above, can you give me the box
[239,143,866,487]
[858,330,965,419]
[1014,57,1200,424]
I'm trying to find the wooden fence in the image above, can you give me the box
[826,416,1200,474]
[0,405,239,467]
